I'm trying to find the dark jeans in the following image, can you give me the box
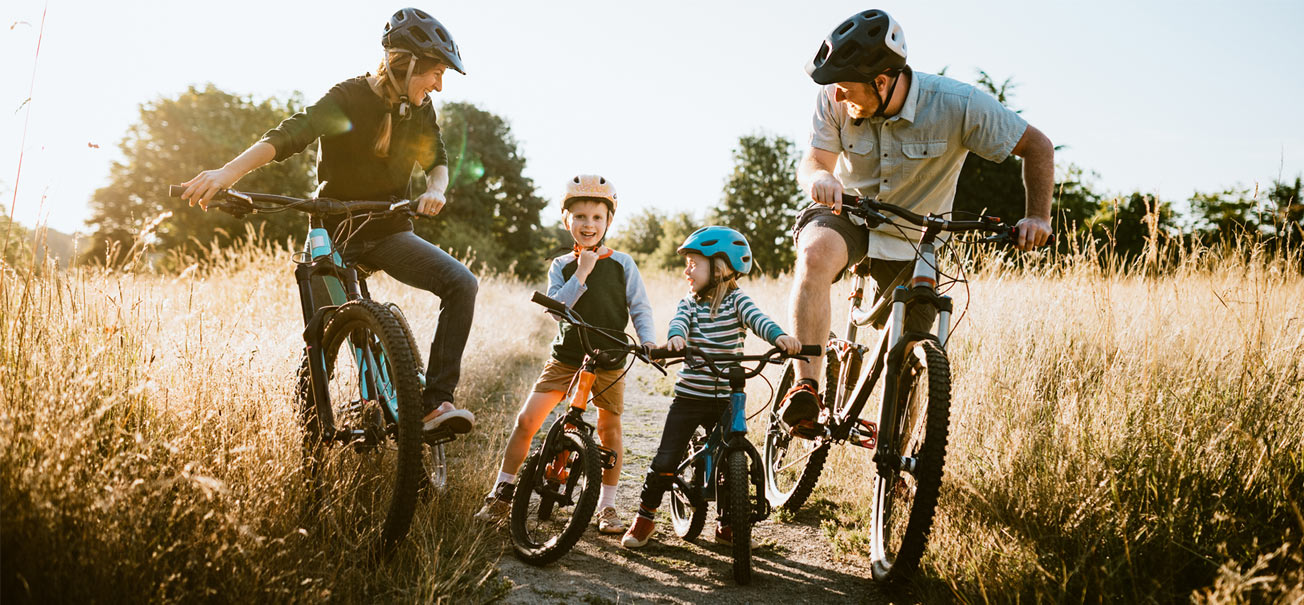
[638,396,729,513]
[342,231,478,407]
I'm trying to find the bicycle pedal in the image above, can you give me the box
[423,428,457,447]
[596,446,618,470]
[851,419,877,449]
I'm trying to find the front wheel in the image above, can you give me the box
[297,299,425,559]
[869,339,951,582]
[764,358,831,511]
[669,429,707,540]
[510,428,602,566]
[725,449,754,585]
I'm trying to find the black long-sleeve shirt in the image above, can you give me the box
[260,75,447,245]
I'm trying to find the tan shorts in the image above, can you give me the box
[531,358,625,415]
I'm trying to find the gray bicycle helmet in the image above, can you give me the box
[382,8,466,74]
[806,10,906,85]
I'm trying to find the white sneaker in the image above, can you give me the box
[596,506,628,534]
[423,402,475,434]
[473,482,513,524]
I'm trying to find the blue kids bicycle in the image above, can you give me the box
[170,186,454,558]
[650,344,819,585]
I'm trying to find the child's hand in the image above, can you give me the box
[667,336,686,352]
[776,335,802,354]
[575,249,599,281]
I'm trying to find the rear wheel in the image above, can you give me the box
[510,429,601,566]
[869,339,951,582]
[669,429,707,540]
[725,449,754,585]
[297,300,425,558]
[764,357,832,511]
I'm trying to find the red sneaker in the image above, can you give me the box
[621,515,655,548]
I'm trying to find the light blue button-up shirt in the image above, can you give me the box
[810,71,1027,260]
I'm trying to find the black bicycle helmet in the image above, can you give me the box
[382,8,466,75]
[806,10,906,85]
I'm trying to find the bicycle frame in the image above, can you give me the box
[297,226,412,442]
[674,365,767,521]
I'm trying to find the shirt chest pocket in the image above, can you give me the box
[840,124,875,156]
[900,139,948,182]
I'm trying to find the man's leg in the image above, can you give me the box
[790,226,849,383]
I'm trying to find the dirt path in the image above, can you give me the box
[492,364,886,604]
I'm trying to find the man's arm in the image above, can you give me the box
[1010,124,1054,250]
[798,146,846,214]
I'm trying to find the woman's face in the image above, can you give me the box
[407,61,448,101]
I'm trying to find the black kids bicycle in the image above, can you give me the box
[651,344,820,585]
[510,292,662,565]
[170,186,455,558]
[762,193,1020,582]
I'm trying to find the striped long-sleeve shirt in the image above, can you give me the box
[666,288,786,399]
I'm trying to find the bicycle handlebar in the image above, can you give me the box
[530,292,663,373]
[839,193,1018,245]
[168,185,414,218]
[648,344,822,380]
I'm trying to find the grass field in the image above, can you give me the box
[2,238,1302,603]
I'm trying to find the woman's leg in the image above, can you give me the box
[358,231,478,408]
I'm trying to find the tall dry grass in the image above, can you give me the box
[0,239,555,603]
[712,242,1304,602]
[4,234,1302,602]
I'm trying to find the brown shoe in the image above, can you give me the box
[778,380,822,438]
[621,516,655,548]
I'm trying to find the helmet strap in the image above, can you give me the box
[382,52,417,118]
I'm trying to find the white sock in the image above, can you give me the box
[496,471,517,486]
[599,482,618,510]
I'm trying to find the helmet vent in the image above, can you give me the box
[835,22,855,36]
[412,29,431,44]
[573,176,581,183]
[414,9,430,20]
[702,239,719,246]
[599,177,606,184]
[867,26,882,38]
[436,28,448,42]
[743,255,751,263]
[734,240,745,246]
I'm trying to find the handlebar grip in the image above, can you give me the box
[841,193,861,205]
[647,347,680,360]
[799,345,823,357]
[169,185,185,198]
[531,291,569,314]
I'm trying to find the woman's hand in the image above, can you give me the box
[181,167,239,210]
[775,334,802,354]
[416,190,446,216]
[666,335,686,352]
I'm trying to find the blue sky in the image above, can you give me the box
[2,0,1302,235]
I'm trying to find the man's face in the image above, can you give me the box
[834,80,882,119]
[564,199,611,249]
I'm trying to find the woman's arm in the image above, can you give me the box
[181,141,276,209]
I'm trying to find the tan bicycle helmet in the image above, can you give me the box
[561,174,618,214]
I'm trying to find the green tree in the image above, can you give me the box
[1089,192,1178,261]
[1,207,32,269]
[646,211,699,273]
[419,102,548,277]
[1266,176,1302,247]
[713,134,802,275]
[1054,164,1105,233]
[1189,186,1261,243]
[84,85,316,265]
[607,207,665,267]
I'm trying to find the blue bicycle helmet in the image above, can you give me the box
[677,226,753,275]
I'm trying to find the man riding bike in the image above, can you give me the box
[778,9,1055,437]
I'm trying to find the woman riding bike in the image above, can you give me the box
[181,7,478,435]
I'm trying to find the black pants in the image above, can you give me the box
[638,396,729,513]
[341,231,479,406]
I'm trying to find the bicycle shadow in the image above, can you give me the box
[495,519,889,604]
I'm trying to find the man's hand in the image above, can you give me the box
[666,335,686,352]
[181,167,239,210]
[416,190,447,216]
[775,334,802,354]
[1014,217,1051,251]
[809,172,845,215]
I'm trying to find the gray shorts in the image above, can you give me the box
[792,203,869,277]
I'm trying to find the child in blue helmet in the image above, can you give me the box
[622,226,801,548]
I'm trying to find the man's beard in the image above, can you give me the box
[844,93,883,119]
